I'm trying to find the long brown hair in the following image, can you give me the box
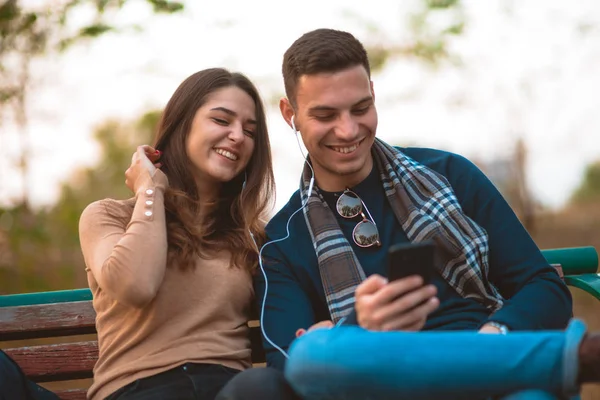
[153,68,275,272]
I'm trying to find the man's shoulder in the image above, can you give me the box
[399,146,479,176]
[266,190,303,236]
[262,190,314,266]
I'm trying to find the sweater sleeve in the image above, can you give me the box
[79,169,169,308]
[254,244,317,371]
[448,154,572,330]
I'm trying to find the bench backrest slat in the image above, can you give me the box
[0,302,96,341]
[4,341,98,382]
[0,299,266,385]
[0,289,92,307]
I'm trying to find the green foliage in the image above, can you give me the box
[411,39,448,64]
[426,0,459,9]
[0,0,184,114]
[0,110,160,294]
[571,161,600,204]
[147,0,185,13]
[78,23,114,38]
[353,0,465,73]
[0,0,182,214]
[367,46,393,73]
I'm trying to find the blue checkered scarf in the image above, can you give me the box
[301,138,504,323]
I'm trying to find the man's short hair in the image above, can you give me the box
[282,28,371,107]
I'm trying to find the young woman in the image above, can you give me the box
[79,68,280,400]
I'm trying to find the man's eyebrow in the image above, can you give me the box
[210,107,256,124]
[308,96,373,113]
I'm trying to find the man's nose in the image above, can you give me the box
[335,113,359,140]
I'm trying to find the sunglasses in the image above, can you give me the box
[335,189,381,248]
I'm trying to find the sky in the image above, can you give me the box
[1,0,599,213]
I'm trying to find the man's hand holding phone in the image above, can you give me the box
[354,241,440,331]
[355,274,439,331]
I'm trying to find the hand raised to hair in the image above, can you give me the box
[125,145,164,194]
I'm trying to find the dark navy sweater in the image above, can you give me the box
[255,147,572,371]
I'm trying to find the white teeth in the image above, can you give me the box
[214,148,238,160]
[331,143,360,154]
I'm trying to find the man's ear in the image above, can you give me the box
[370,81,375,102]
[279,97,295,129]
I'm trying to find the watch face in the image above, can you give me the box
[490,322,508,334]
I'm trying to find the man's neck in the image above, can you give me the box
[313,158,374,192]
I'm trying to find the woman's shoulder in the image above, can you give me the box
[80,197,136,225]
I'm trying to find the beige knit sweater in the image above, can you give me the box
[78,170,253,400]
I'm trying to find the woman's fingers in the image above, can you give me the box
[140,145,161,162]
[136,146,156,174]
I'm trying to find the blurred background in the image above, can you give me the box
[0,0,599,397]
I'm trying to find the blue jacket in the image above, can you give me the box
[255,147,572,370]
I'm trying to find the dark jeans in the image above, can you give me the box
[216,368,301,400]
[105,363,299,400]
[0,350,59,400]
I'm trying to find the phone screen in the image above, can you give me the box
[386,241,436,284]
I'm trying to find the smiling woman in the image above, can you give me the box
[75,68,298,400]
[186,87,257,193]
[151,69,273,271]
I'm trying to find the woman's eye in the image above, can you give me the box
[244,130,255,138]
[213,118,229,125]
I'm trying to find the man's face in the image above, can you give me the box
[281,65,378,192]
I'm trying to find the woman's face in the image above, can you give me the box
[186,86,257,190]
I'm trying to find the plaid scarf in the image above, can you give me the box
[301,138,504,323]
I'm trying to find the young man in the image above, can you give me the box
[255,28,600,399]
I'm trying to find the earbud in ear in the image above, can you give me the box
[291,115,297,134]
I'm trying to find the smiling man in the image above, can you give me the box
[252,28,600,400]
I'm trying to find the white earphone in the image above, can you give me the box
[290,115,314,197]
[252,112,319,361]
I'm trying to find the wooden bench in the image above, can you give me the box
[1,246,599,400]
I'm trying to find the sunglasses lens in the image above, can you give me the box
[337,192,362,218]
[353,221,380,247]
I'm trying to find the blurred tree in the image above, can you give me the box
[0,0,183,209]
[263,0,465,108]
[506,139,537,232]
[0,110,159,293]
[346,0,465,73]
[470,139,540,232]
[571,161,600,204]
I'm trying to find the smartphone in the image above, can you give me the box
[386,241,436,284]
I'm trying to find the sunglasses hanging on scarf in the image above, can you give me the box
[335,189,381,248]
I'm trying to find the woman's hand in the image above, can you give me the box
[125,145,163,194]
[295,320,334,338]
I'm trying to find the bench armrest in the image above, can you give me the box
[565,273,600,301]
[541,246,598,275]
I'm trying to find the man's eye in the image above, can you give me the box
[352,107,370,115]
[315,115,335,121]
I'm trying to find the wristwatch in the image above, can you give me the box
[487,321,509,335]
